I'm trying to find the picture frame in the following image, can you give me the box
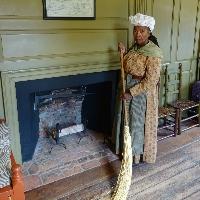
[42,0,96,20]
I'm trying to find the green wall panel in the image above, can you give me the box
[0,76,4,118]
[129,0,153,16]
[97,0,128,18]
[153,0,173,63]
[0,0,42,17]
[193,1,200,58]
[133,0,148,14]
[177,0,198,60]
[1,30,127,58]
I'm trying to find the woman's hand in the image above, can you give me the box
[118,42,126,54]
[121,91,132,100]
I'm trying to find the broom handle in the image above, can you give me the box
[120,51,128,126]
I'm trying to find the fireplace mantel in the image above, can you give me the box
[0,56,120,163]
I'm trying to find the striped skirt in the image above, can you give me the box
[112,75,147,157]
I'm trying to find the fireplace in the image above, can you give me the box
[15,70,119,162]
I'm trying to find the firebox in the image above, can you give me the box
[16,70,119,162]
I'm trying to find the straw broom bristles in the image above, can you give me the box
[110,51,133,200]
[110,125,132,200]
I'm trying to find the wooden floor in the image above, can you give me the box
[25,127,200,200]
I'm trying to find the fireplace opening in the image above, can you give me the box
[16,70,119,162]
[35,82,113,154]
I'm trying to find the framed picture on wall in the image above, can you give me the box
[42,0,96,20]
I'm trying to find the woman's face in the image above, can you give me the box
[133,26,150,47]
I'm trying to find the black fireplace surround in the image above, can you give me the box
[16,70,119,162]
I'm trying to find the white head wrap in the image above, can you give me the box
[129,13,155,32]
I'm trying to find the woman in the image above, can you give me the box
[113,13,163,164]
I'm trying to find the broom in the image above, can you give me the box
[110,50,133,200]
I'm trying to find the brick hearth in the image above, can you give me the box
[22,130,118,191]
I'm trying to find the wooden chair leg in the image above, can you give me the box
[198,104,200,127]
[178,108,181,135]
[163,117,167,126]
[11,153,25,200]
[174,110,179,136]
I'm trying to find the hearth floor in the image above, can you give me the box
[22,130,118,191]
